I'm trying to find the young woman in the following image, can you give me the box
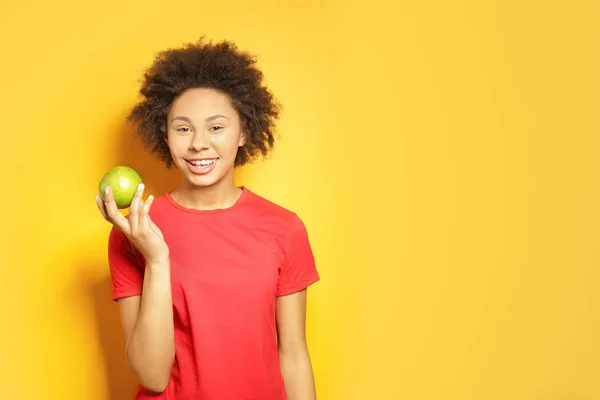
[95,38,320,400]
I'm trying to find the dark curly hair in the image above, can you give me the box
[128,37,281,168]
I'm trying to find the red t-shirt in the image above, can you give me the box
[107,186,320,399]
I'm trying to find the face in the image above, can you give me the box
[165,88,246,188]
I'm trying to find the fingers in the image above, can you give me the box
[95,194,109,220]
[128,183,145,233]
[97,184,158,242]
[139,194,154,231]
[148,217,164,240]
[101,186,130,233]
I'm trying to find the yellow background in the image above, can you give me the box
[1,0,599,399]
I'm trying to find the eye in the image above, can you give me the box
[209,125,224,132]
[177,127,192,133]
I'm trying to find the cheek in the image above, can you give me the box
[211,134,243,155]
[166,136,188,157]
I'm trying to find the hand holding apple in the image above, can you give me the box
[98,166,143,209]
[96,166,169,265]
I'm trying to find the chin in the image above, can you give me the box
[188,169,226,188]
[180,172,218,187]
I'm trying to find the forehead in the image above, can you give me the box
[169,88,237,119]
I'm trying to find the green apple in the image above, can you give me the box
[99,166,143,209]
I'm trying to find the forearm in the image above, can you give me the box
[127,260,175,392]
[279,347,317,400]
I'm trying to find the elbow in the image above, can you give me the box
[135,367,171,394]
[278,340,309,358]
[140,378,170,394]
[127,353,174,394]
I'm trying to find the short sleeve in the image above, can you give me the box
[107,226,145,301]
[277,214,320,296]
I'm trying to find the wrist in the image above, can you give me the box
[145,256,170,270]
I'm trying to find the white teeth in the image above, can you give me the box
[190,159,216,166]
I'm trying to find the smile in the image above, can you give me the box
[185,158,219,175]
[188,159,217,167]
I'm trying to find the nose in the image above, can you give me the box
[189,131,209,152]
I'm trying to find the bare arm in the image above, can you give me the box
[97,184,175,393]
[119,259,174,393]
[276,289,317,400]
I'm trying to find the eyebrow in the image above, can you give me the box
[171,116,193,124]
[171,115,229,124]
[206,114,229,122]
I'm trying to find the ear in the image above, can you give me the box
[238,131,247,147]
[162,123,169,145]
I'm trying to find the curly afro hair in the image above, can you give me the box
[127,37,281,168]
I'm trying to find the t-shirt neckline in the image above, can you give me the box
[164,185,249,215]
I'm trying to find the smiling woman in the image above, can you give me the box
[166,88,246,194]
[128,38,280,171]
[94,37,320,400]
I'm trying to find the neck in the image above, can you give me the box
[172,174,242,211]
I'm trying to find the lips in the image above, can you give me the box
[185,157,219,175]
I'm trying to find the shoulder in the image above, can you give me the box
[239,187,312,249]
[241,187,303,226]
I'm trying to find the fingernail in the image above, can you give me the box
[95,194,100,202]
[138,183,144,191]
[148,195,154,201]
[105,186,110,194]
